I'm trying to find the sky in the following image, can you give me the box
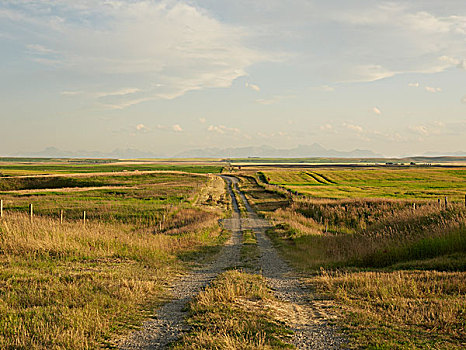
[0,0,465,157]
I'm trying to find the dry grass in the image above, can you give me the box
[313,269,466,349]
[173,270,293,349]
[236,172,466,348]
[267,197,466,270]
[0,210,225,349]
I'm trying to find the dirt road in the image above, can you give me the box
[119,176,242,349]
[226,175,345,349]
[119,175,344,349]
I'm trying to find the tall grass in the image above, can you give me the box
[268,198,466,269]
[0,210,224,349]
[238,171,466,348]
[314,270,465,349]
[173,270,292,349]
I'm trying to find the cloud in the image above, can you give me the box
[245,82,261,92]
[255,97,278,105]
[408,122,445,137]
[320,124,333,131]
[344,64,396,83]
[207,125,240,134]
[425,86,442,93]
[101,97,155,110]
[328,4,466,80]
[61,91,82,96]
[172,124,183,132]
[155,124,183,132]
[97,88,141,98]
[343,123,364,133]
[199,117,206,124]
[409,125,429,136]
[318,85,335,92]
[255,95,294,105]
[439,56,466,70]
[4,1,266,105]
[373,107,382,115]
[408,82,420,87]
[461,95,466,104]
[136,123,147,131]
[26,44,57,55]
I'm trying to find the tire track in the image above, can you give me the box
[228,176,346,349]
[118,176,242,349]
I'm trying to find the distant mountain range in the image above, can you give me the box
[174,144,383,158]
[5,144,466,159]
[9,144,382,159]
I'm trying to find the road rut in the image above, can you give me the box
[118,176,242,349]
[225,176,345,349]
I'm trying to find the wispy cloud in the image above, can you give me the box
[136,124,147,131]
[343,123,364,133]
[26,44,57,55]
[408,122,446,137]
[97,88,141,98]
[408,82,420,87]
[373,107,382,115]
[245,82,261,92]
[199,117,206,124]
[4,1,267,106]
[409,125,429,136]
[318,85,335,92]
[425,86,442,93]
[155,124,183,132]
[255,95,294,105]
[172,124,183,132]
[207,125,240,135]
[61,91,82,96]
[320,123,333,131]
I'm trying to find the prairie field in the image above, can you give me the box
[236,169,466,349]
[0,161,229,349]
[1,159,465,349]
[0,158,223,177]
[260,167,466,201]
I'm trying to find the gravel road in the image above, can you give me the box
[226,176,346,350]
[118,176,242,349]
[119,175,345,349]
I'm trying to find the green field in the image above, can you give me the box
[0,159,224,176]
[261,167,466,201]
[0,165,228,349]
[237,173,466,349]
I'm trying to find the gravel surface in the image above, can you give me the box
[118,176,242,349]
[229,176,346,350]
[119,175,345,349]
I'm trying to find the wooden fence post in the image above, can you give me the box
[464,194,466,208]
[444,196,448,209]
[0,199,3,219]
[83,211,86,226]
[438,198,441,208]
[29,204,33,221]
[60,210,63,225]
[413,203,416,211]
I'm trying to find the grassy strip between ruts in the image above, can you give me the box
[172,270,293,349]
[240,230,260,271]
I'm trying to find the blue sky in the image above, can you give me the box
[0,0,465,156]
